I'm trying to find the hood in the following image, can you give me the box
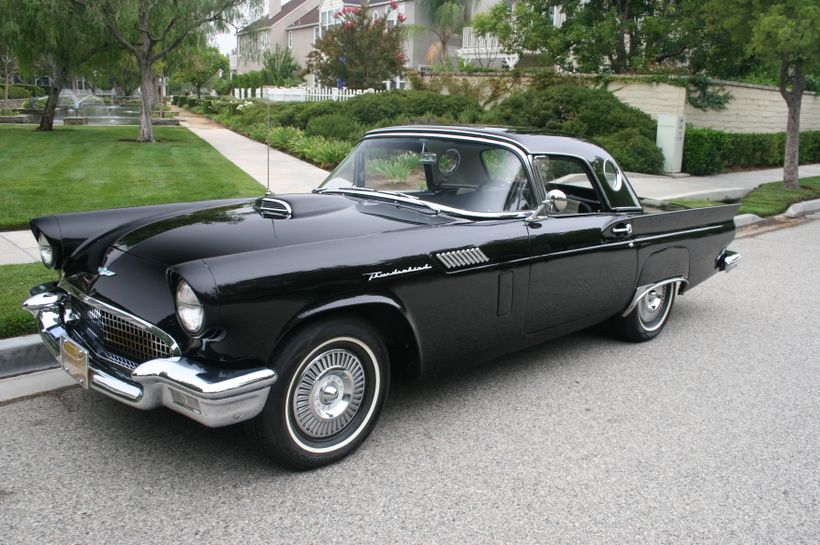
[111,193,452,266]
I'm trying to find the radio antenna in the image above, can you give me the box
[266,99,271,195]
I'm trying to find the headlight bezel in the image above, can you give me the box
[175,280,205,334]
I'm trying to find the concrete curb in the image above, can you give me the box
[783,199,820,218]
[735,214,764,228]
[0,334,57,379]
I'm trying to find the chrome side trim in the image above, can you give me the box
[633,224,723,244]
[59,279,182,357]
[621,277,688,317]
[436,247,490,269]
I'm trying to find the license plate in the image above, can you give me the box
[60,337,89,389]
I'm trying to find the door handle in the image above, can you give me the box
[611,223,632,236]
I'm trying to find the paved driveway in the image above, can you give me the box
[1,217,818,545]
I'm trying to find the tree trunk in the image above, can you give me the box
[780,61,805,190]
[138,58,155,142]
[38,83,61,131]
[3,71,8,103]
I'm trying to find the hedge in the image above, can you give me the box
[683,128,820,175]
[178,89,668,173]
[3,84,45,99]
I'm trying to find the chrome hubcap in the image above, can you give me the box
[638,288,667,325]
[292,348,366,439]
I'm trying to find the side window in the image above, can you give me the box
[533,155,601,214]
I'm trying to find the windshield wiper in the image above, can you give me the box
[317,187,438,214]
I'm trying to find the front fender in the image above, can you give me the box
[277,293,423,375]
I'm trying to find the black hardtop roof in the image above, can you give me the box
[365,125,612,164]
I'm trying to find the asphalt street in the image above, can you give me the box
[1,216,818,545]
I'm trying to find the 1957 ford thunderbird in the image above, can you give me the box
[24,125,741,468]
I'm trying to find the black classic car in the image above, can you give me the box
[24,125,741,468]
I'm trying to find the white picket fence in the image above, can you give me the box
[232,86,379,102]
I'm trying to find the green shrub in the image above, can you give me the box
[595,128,665,174]
[268,126,304,150]
[344,90,483,127]
[682,128,820,175]
[682,128,731,175]
[293,101,342,129]
[299,136,353,169]
[486,84,656,140]
[4,85,43,99]
[305,113,364,141]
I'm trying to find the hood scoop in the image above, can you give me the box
[255,196,292,219]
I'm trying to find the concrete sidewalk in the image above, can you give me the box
[628,163,820,202]
[176,108,329,194]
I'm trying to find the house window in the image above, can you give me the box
[320,9,338,31]
[288,30,293,48]
[313,26,320,44]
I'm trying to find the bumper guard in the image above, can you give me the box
[22,290,277,428]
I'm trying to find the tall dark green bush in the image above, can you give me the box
[595,129,665,174]
[486,84,657,140]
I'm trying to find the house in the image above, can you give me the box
[234,0,544,82]
[235,0,322,74]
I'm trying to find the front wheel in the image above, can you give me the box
[247,318,389,469]
[612,283,677,342]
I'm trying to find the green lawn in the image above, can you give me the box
[0,263,58,339]
[737,176,820,217]
[0,124,263,230]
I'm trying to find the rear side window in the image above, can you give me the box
[592,157,640,209]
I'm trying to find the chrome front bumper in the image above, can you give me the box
[22,290,277,428]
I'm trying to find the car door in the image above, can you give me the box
[524,155,638,333]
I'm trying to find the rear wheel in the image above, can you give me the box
[247,318,389,469]
[612,283,677,342]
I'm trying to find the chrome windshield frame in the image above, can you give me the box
[317,132,542,221]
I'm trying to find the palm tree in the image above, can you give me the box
[418,0,471,66]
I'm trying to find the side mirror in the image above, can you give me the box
[546,189,568,213]
[528,188,568,221]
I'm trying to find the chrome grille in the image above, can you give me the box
[436,247,490,270]
[73,298,173,371]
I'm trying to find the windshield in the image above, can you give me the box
[318,137,536,214]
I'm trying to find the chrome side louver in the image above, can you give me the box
[436,247,490,270]
[256,197,292,219]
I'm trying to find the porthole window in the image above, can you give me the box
[603,159,622,191]
[438,148,460,175]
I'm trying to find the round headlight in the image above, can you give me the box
[176,280,204,333]
[38,234,55,268]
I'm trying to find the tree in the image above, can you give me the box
[418,0,470,65]
[308,1,406,89]
[707,0,819,189]
[172,44,228,98]
[473,0,705,73]
[262,45,301,86]
[0,15,19,105]
[4,0,111,130]
[73,0,260,142]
